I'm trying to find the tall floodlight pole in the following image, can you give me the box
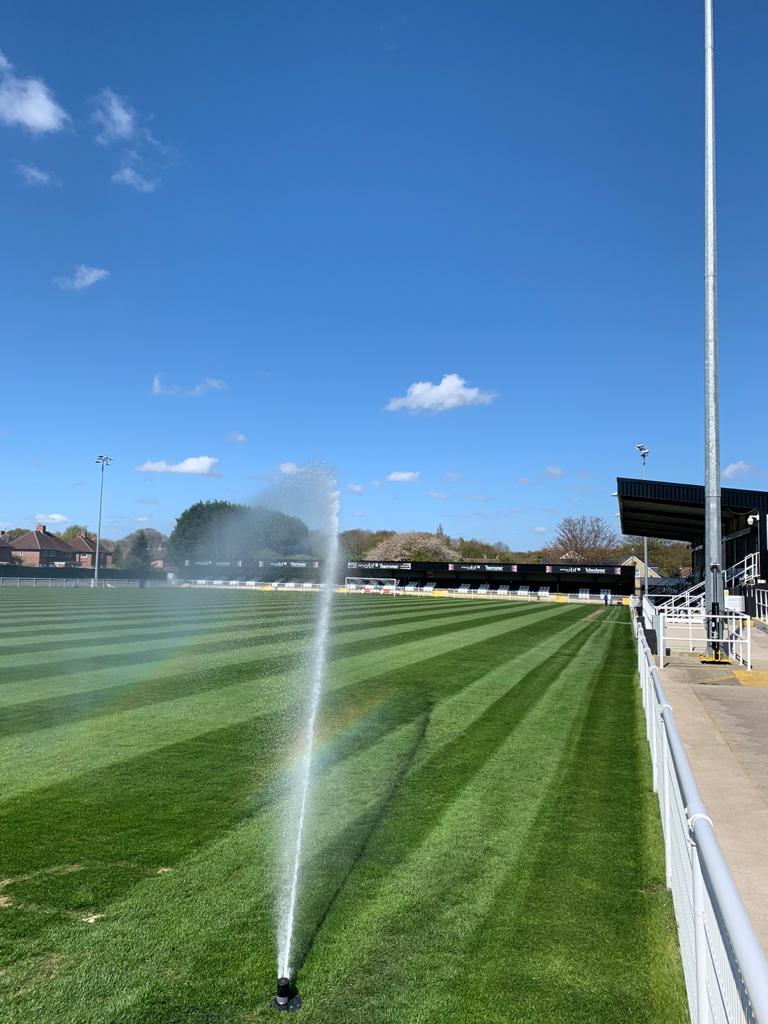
[636,444,650,598]
[704,0,724,650]
[93,455,113,587]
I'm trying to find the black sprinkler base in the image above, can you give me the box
[271,994,301,1012]
[272,977,302,1012]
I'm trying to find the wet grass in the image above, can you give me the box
[0,589,687,1023]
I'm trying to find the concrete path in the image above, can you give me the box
[660,631,768,951]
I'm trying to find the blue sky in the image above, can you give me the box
[1,1,767,545]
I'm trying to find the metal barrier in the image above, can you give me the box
[657,611,751,670]
[634,613,768,1023]
[0,577,164,588]
[754,590,768,627]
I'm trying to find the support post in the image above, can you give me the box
[703,0,724,649]
[692,840,710,1024]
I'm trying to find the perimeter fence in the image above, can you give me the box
[0,577,166,588]
[634,612,768,1023]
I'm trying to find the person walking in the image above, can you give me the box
[603,592,610,608]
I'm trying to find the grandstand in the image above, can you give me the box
[616,477,768,614]
[345,559,634,598]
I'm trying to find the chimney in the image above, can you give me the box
[35,523,47,534]
[77,530,86,538]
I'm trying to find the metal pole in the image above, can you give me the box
[635,444,651,597]
[704,0,724,642]
[93,455,112,587]
[643,452,649,598]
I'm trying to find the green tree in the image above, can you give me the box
[619,536,691,577]
[124,530,152,570]
[168,500,309,563]
[60,524,91,542]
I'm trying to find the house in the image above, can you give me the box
[10,524,75,567]
[621,554,661,593]
[0,532,13,564]
[67,530,113,569]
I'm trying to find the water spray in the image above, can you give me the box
[275,468,341,1006]
[272,976,301,1012]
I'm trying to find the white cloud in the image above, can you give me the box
[546,465,564,477]
[151,374,226,398]
[387,471,420,482]
[0,51,68,133]
[279,462,299,475]
[386,373,497,413]
[137,497,160,505]
[428,491,448,500]
[723,461,751,480]
[54,265,110,290]
[352,511,365,518]
[35,512,68,524]
[229,432,248,444]
[112,163,157,193]
[17,163,57,186]
[93,88,136,143]
[371,480,382,487]
[136,515,150,523]
[444,471,460,483]
[347,483,365,494]
[134,455,220,476]
[532,526,547,534]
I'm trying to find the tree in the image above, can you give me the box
[546,515,620,563]
[365,531,461,562]
[168,501,310,563]
[60,524,91,542]
[124,530,152,570]
[6,528,28,540]
[338,529,395,561]
[619,536,691,577]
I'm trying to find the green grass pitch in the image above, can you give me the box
[0,589,688,1023]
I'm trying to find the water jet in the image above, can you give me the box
[272,976,301,1012]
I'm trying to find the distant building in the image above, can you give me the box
[0,532,13,564]
[67,530,113,569]
[11,524,75,567]
[621,554,661,594]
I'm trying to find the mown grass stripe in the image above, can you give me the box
[0,604,580,796]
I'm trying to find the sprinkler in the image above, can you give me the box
[272,976,302,1012]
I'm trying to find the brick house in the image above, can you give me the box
[10,524,75,567]
[68,530,113,569]
[0,532,13,564]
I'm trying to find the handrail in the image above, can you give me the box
[635,616,768,1021]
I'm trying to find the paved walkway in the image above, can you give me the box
[660,626,768,951]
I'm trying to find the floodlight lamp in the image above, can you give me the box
[95,455,113,467]
[635,443,649,458]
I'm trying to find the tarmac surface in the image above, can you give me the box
[660,625,768,951]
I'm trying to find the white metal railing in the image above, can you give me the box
[656,578,707,617]
[725,553,760,589]
[0,576,165,588]
[754,590,768,627]
[634,614,768,1023]
[657,611,752,670]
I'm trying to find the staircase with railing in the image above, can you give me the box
[650,552,759,620]
[724,551,760,589]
